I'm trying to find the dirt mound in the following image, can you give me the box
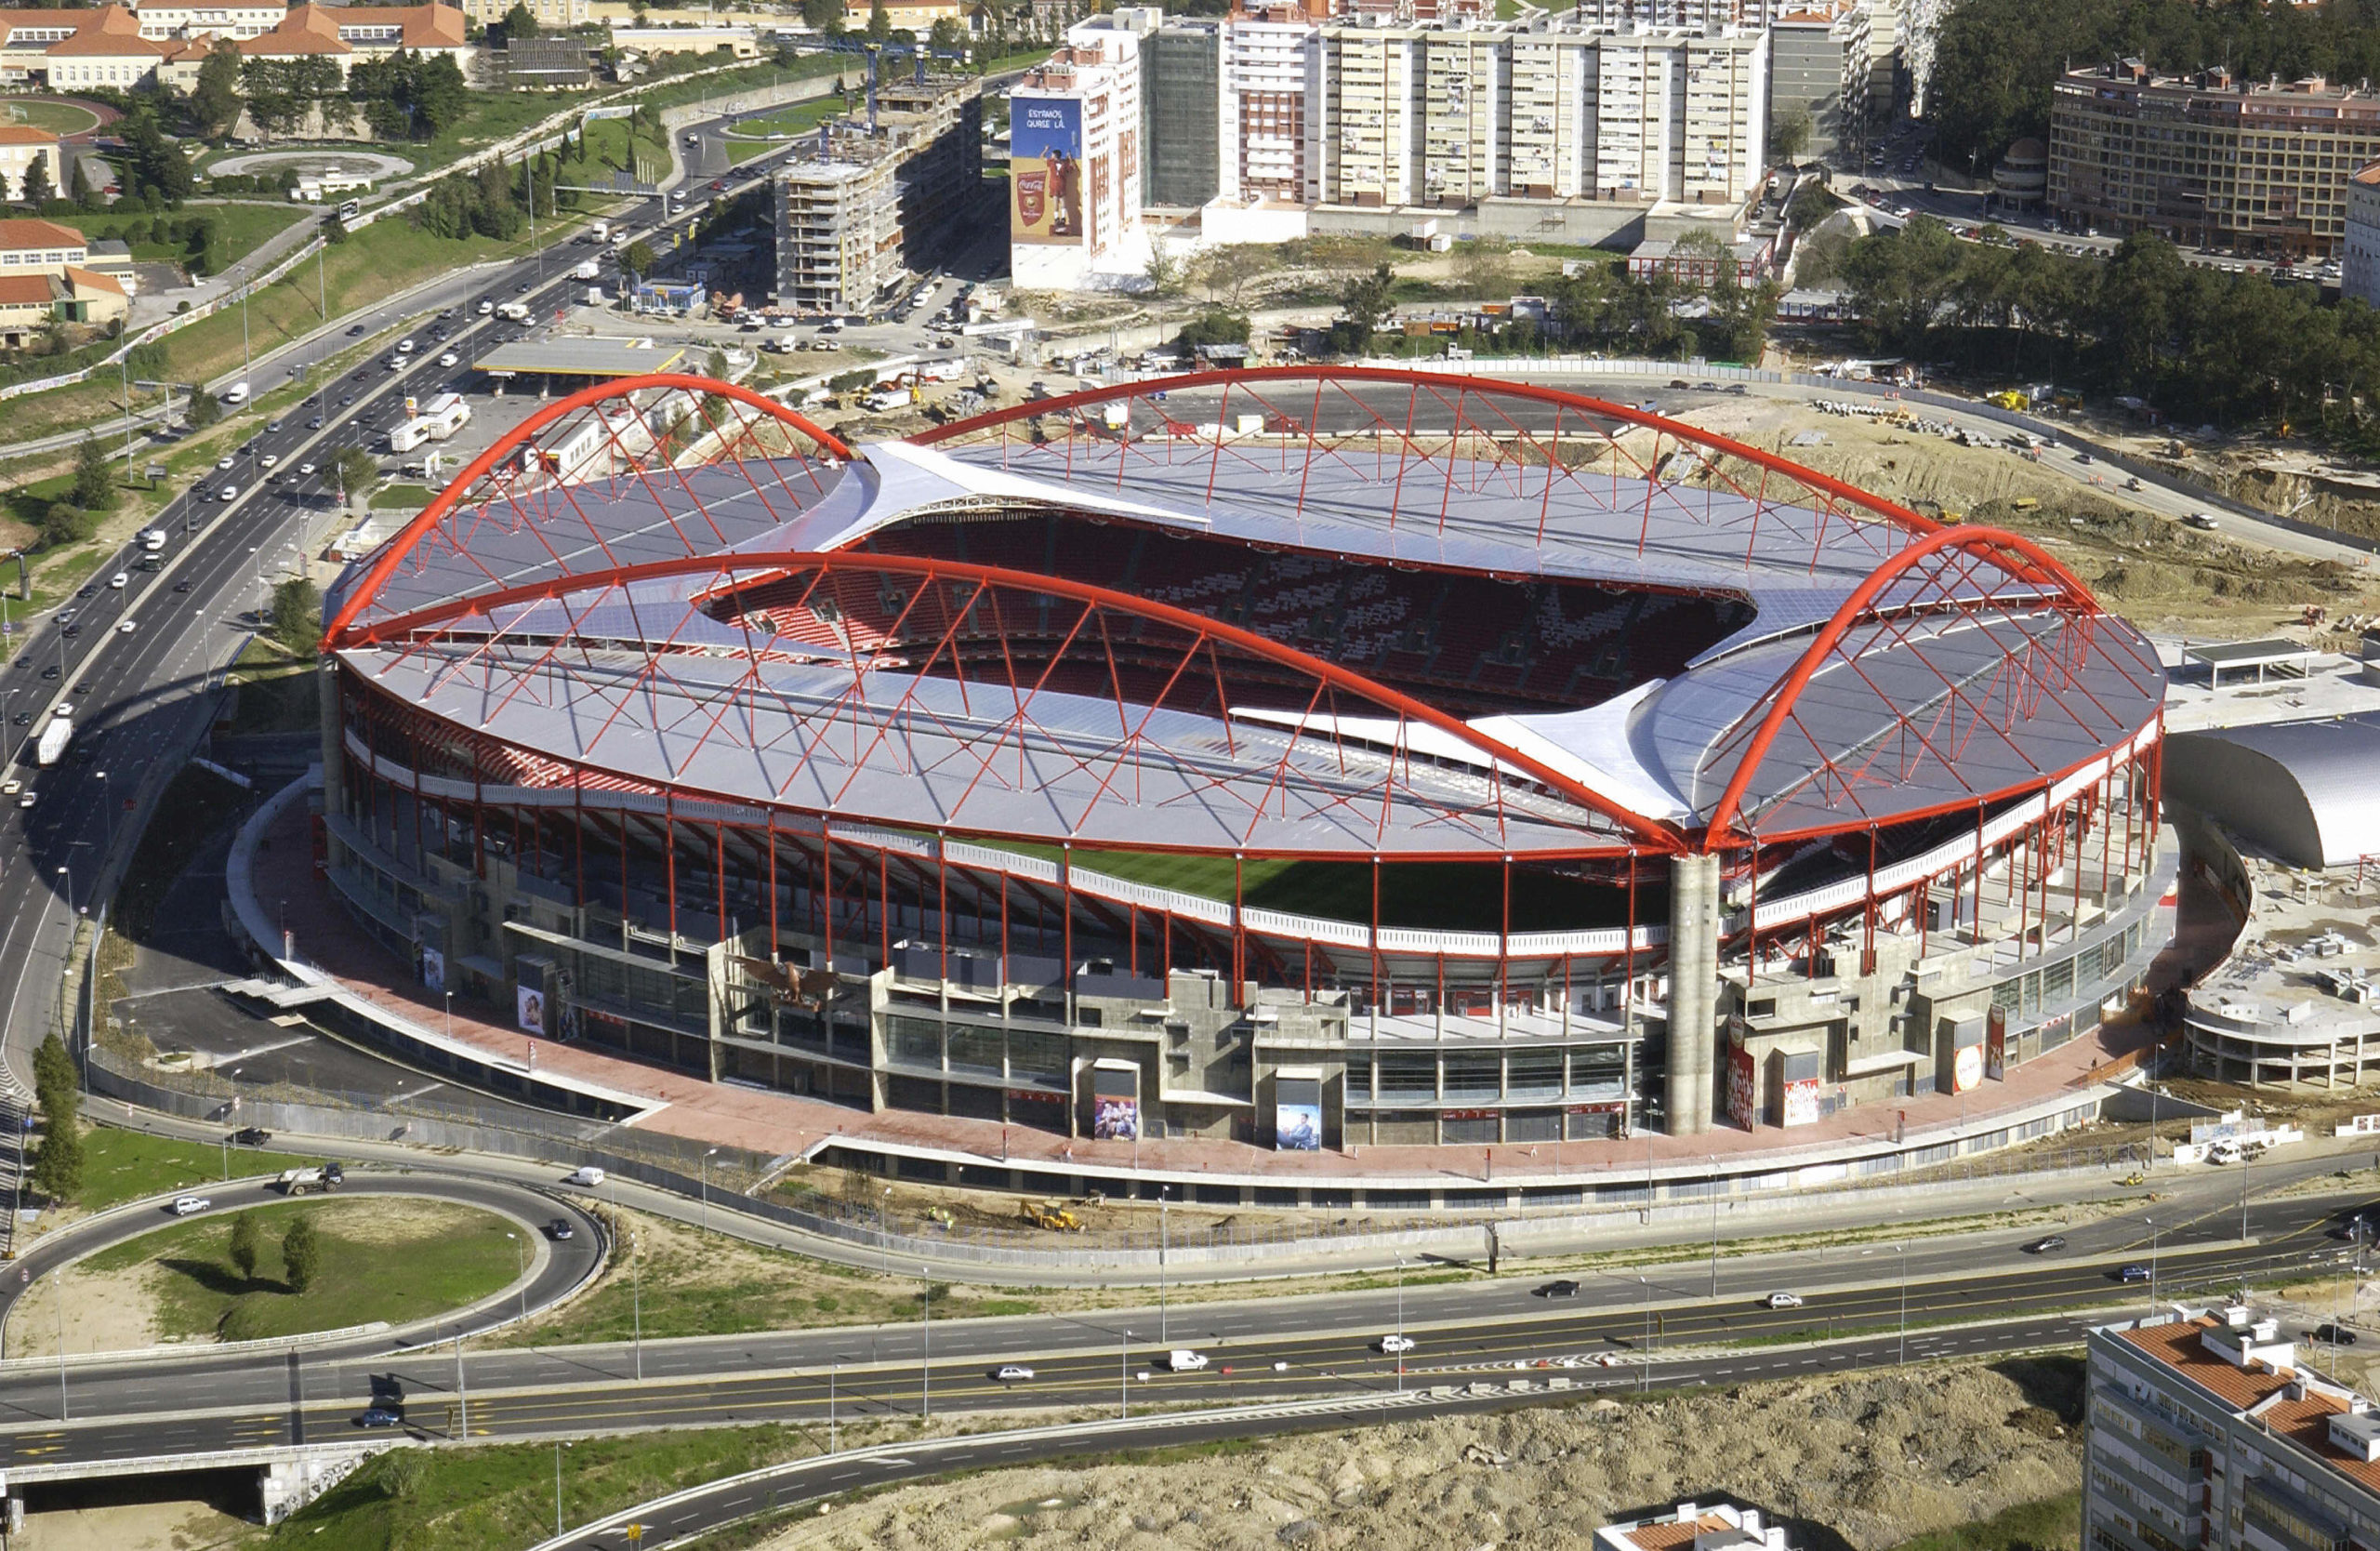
[760,1356,2083,1551]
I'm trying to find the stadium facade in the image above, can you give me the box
[316,368,2173,1151]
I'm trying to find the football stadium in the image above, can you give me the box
[317,367,2172,1150]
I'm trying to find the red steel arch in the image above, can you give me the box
[337,546,1692,855]
[321,374,853,649]
[911,365,1946,544]
[1698,524,2137,847]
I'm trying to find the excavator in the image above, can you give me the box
[1021,1199,1086,1232]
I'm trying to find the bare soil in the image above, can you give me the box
[750,1356,2085,1551]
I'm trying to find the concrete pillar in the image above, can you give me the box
[1665,853,1721,1135]
[316,659,344,841]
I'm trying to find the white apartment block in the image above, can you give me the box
[1325,28,1423,206]
[1010,15,1150,291]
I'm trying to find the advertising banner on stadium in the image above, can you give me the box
[1011,99,1083,245]
[1726,1043,1757,1130]
[1782,1075,1821,1127]
[1274,1073,1323,1150]
[1091,1062,1139,1140]
[418,945,444,995]
[1985,1003,2007,1081]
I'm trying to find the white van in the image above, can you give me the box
[1163,1350,1208,1372]
[564,1166,606,1187]
[172,1195,211,1215]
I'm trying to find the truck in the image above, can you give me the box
[218,381,250,406]
[276,1163,345,1196]
[496,301,531,323]
[138,527,165,554]
[389,391,469,455]
[34,715,70,767]
[590,219,610,242]
[584,285,605,307]
[573,258,601,281]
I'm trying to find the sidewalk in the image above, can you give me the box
[248,793,2236,1195]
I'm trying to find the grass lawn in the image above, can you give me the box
[553,117,668,191]
[77,1195,522,1343]
[223,635,318,736]
[0,99,101,136]
[367,482,434,510]
[73,1126,322,1214]
[60,203,306,272]
[974,840,1627,932]
[1885,1490,2081,1551]
[721,97,842,147]
[261,1424,818,1549]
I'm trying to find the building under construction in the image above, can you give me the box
[773,73,986,314]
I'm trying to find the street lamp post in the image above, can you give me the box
[455,1332,469,1439]
[554,1438,572,1536]
[1157,1186,1170,1345]
[1897,1242,1908,1365]
[828,1359,839,1453]
[1119,1328,1132,1420]
[55,1260,67,1420]
[507,1230,525,1319]
[1395,1253,1407,1393]
[701,1147,719,1236]
[630,1229,642,1381]
[1708,1154,1719,1297]
[1639,1275,1651,1395]
[919,1263,931,1422]
[2147,1216,2160,1310]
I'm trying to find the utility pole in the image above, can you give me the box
[1708,1154,1720,1296]
[919,1264,931,1422]
[455,1332,469,1438]
[1157,1186,1170,1345]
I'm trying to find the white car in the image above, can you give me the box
[396,338,416,353]
[438,351,458,367]
[258,453,278,469]
[171,1195,210,1215]
[993,1364,1036,1383]
[1765,1292,1805,1309]
[117,618,135,634]
[217,456,234,471]
[109,572,126,589]
[298,462,316,477]
[13,789,31,809]
[2185,512,2220,531]
[1378,1333,1416,1355]
[218,485,238,501]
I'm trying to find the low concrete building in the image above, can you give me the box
[775,75,985,313]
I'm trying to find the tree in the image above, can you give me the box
[192,38,245,140]
[71,434,112,513]
[929,16,966,52]
[20,152,53,209]
[185,385,220,430]
[800,0,839,28]
[501,0,540,36]
[1142,245,1183,298]
[334,445,377,503]
[1328,262,1396,355]
[67,153,94,211]
[33,1030,73,1103]
[620,239,657,283]
[866,0,891,39]
[1191,245,1267,311]
[271,576,321,655]
[39,502,89,549]
[281,1213,321,1292]
[228,1211,261,1281]
[28,1120,81,1206]
[1770,104,1813,166]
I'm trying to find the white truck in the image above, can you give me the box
[496,301,531,323]
[218,381,250,406]
[1162,1350,1209,1372]
[590,219,610,242]
[389,391,469,455]
[276,1164,344,1195]
[138,527,165,554]
[34,716,70,767]
[574,258,601,281]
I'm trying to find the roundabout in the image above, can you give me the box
[0,1169,604,1362]
[204,149,416,183]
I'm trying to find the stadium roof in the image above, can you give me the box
[475,338,690,379]
[324,369,2165,858]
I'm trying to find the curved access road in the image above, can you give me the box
[0,1169,604,1362]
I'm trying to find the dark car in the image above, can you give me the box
[172,579,192,593]
[1538,1279,1581,1298]
[346,324,366,337]
[59,624,77,639]
[2026,1235,2067,1254]
[39,665,57,681]
[75,585,93,599]
[231,1126,271,1147]
[549,1217,575,1240]
[8,712,25,726]
[2316,1323,2361,1345]
[356,1406,403,1428]
[2118,1264,2152,1283]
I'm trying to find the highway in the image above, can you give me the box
[0,1162,2364,1471]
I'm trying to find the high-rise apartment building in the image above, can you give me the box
[1010,12,1150,289]
[1770,4,1869,166]
[2086,1305,2380,1551]
[2049,59,2380,257]
[1144,19,1222,206]
[1223,16,1320,203]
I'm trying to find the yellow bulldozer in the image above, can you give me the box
[1021,1199,1086,1232]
